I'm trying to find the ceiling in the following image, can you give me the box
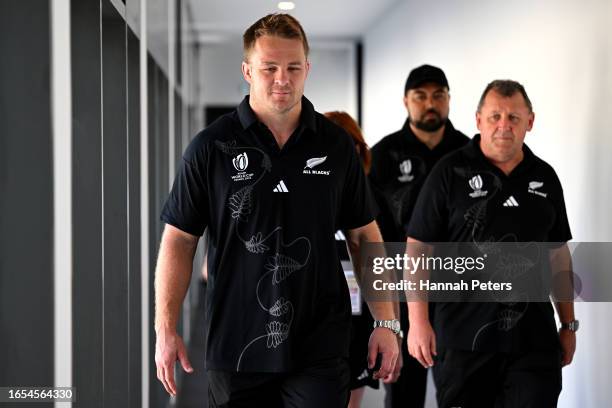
[185,0,400,43]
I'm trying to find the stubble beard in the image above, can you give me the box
[269,88,301,115]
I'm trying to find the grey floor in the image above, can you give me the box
[361,373,437,407]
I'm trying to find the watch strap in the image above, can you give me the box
[373,319,401,335]
[560,320,579,332]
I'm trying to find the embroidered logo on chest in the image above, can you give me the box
[527,181,547,197]
[468,175,488,198]
[397,159,414,182]
[303,156,331,176]
[231,152,255,182]
[502,195,520,207]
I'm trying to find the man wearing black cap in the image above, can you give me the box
[369,64,469,408]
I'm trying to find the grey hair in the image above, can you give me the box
[477,80,533,112]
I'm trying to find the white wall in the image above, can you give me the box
[362,0,612,406]
[307,41,358,117]
[197,38,358,121]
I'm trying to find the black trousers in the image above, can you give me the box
[208,357,350,408]
[384,347,427,408]
[433,349,562,408]
[384,306,428,408]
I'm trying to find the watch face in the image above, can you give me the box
[563,320,579,331]
[392,320,400,333]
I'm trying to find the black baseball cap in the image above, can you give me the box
[404,64,449,94]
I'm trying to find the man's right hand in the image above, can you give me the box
[407,320,437,368]
[155,328,193,396]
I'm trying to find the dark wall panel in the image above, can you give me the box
[175,91,183,169]
[71,0,103,405]
[175,0,182,86]
[148,56,171,407]
[127,26,142,408]
[0,0,186,406]
[102,1,129,406]
[0,0,54,393]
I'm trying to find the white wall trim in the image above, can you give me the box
[346,42,358,122]
[140,0,150,406]
[168,0,176,184]
[51,0,73,406]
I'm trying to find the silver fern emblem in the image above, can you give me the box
[266,253,301,284]
[245,232,269,254]
[497,292,528,307]
[464,201,487,230]
[497,309,522,331]
[269,298,291,317]
[229,185,252,221]
[304,156,327,169]
[266,321,290,348]
[475,238,501,255]
[215,140,239,155]
[529,181,544,190]
[495,254,534,280]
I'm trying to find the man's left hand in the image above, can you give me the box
[368,327,399,380]
[381,337,403,384]
[559,329,576,366]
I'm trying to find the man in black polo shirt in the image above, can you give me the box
[369,64,468,408]
[406,80,577,407]
[154,13,399,407]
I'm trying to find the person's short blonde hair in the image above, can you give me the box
[243,13,309,61]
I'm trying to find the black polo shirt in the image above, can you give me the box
[161,95,376,372]
[369,119,469,242]
[406,134,572,353]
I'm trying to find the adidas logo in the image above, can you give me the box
[357,369,369,381]
[273,180,289,193]
[503,196,519,207]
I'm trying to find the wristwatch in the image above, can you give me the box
[373,319,402,337]
[560,320,579,332]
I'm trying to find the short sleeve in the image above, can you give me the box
[547,172,572,243]
[368,144,401,241]
[337,138,378,230]
[405,161,449,242]
[160,139,209,236]
[368,142,392,190]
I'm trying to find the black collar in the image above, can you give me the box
[237,95,317,133]
[466,134,536,177]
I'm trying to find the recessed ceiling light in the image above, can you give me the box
[278,2,295,11]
